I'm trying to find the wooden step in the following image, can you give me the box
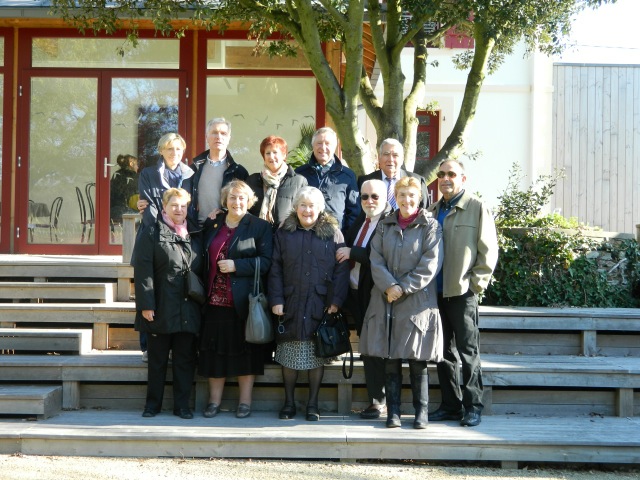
[0,282,115,303]
[0,409,637,467]
[0,328,92,354]
[0,302,135,350]
[0,385,61,419]
[0,353,638,417]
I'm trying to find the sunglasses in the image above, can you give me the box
[436,171,458,179]
[361,193,380,201]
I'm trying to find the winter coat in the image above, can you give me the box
[189,150,249,222]
[138,160,195,228]
[246,166,308,229]
[426,191,498,297]
[202,212,273,321]
[295,154,361,233]
[133,219,202,335]
[268,211,349,343]
[360,209,444,361]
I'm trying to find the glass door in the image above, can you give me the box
[106,76,182,247]
[16,72,184,254]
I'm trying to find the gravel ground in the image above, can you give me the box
[1,455,639,480]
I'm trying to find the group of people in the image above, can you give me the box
[131,118,499,430]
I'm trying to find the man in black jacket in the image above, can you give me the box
[190,118,249,226]
[336,179,391,419]
[358,138,430,209]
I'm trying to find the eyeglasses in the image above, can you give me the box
[436,171,458,179]
[361,193,380,201]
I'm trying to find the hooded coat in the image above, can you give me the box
[359,209,444,361]
[268,211,349,343]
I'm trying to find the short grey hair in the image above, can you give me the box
[379,138,404,156]
[293,186,326,212]
[205,117,231,136]
[311,127,337,146]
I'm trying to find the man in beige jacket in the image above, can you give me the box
[426,159,498,427]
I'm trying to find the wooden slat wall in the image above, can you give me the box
[552,64,640,233]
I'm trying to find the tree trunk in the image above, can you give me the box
[421,23,495,182]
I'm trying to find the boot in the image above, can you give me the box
[410,371,429,429]
[385,372,402,428]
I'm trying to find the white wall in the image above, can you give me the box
[365,42,555,210]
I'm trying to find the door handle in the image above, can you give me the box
[103,157,117,178]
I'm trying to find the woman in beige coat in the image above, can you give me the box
[360,176,443,429]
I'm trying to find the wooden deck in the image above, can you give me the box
[0,254,639,466]
[0,408,638,467]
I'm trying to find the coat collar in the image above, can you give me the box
[281,210,339,240]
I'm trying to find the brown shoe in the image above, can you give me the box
[360,404,387,419]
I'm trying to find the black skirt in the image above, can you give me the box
[197,304,264,378]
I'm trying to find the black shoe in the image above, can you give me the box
[461,411,482,427]
[279,403,297,420]
[203,402,220,418]
[236,403,251,419]
[142,408,157,418]
[173,408,193,419]
[428,407,464,422]
[360,404,386,419]
[306,405,320,421]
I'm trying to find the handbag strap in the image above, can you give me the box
[176,241,192,274]
[253,257,261,296]
[342,345,353,379]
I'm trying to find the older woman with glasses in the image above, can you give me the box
[359,176,444,429]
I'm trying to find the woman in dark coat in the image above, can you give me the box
[198,180,273,419]
[246,135,307,229]
[268,186,349,421]
[133,187,201,420]
[137,132,195,229]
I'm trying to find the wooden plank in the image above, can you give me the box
[617,388,633,417]
[0,282,115,302]
[623,66,635,233]
[0,328,92,354]
[582,330,597,356]
[0,385,62,419]
[593,66,604,228]
[602,66,612,231]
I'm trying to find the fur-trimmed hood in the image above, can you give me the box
[281,210,340,240]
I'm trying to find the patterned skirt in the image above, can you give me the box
[274,340,325,370]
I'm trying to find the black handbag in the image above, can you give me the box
[245,257,274,344]
[313,310,353,379]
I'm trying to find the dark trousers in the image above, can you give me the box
[436,290,483,413]
[145,331,197,412]
[346,288,385,405]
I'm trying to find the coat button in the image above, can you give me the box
[305,272,310,276]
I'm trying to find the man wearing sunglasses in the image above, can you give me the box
[358,138,429,209]
[427,159,498,427]
[336,179,391,419]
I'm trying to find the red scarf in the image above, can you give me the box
[397,209,420,230]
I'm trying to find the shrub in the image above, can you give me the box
[484,163,640,308]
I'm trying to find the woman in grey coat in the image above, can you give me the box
[268,186,349,422]
[360,176,443,429]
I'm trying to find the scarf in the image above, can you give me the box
[162,211,189,239]
[259,163,288,224]
[397,209,420,230]
[164,165,183,188]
